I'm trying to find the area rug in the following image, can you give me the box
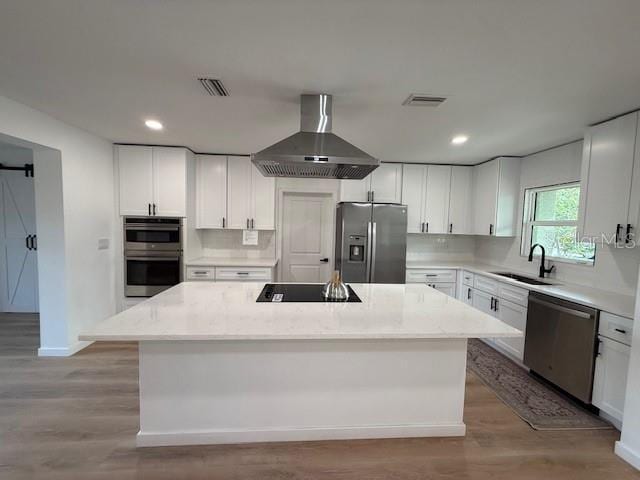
[466,339,612,430]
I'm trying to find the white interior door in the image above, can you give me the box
[281,193,334,282]
[0,173,38,312]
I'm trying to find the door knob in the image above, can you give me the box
[320,258,329,263]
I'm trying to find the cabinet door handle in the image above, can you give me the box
[251,218,255,229]
[489,224,494,235]
[371,191,374,202]
[467,288,471,300]
[148,203,151,216]
[236,272,249,276]
[425,222,429,233]
[626,224,632,243]
[494,298,498,312]
[33,235,37,251]
[449,223,453,234]
[615,223,622,243]
[152,204,157,216]
[25,235,31,250]
[490,297,495,310]
[614,328,627,334]
[421,222,424,233]
[246,218,250,229]
[222,217,225,228]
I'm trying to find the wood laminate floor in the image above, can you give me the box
[1,313,639,480]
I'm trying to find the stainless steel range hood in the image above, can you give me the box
[251,94,379,179]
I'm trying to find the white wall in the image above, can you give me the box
[0,95,116,356]
[198,229,276,259]
[475,141,640,296]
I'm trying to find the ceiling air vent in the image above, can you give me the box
[402,94,446,107]
[198,78,229,96]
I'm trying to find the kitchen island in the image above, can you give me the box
[81,282,520,447]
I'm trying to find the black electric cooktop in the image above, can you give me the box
[256,283,362,303]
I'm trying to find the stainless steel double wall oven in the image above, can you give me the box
[124,217,183,297]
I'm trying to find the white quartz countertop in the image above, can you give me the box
[406,261,636,318]
[80,282,521,342]
[185,257,278,268]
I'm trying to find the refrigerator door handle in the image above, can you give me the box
[365,221,373,282]
[370,222,377,283]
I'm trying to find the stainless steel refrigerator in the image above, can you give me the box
[335,202,407,283]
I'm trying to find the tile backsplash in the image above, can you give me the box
[200,229,276,259]
[406,234,476,262]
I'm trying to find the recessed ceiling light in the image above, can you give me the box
[451,135,468,145]
[145,119,163,131]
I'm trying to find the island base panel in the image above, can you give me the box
[137,339,468,447]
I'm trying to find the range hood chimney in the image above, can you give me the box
[251,94,379,179]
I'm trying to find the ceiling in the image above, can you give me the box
[1,1,640,165]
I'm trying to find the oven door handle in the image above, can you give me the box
[125,256,181,262]
[125,225,180,231]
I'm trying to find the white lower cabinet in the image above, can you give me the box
[406,268,457,298]
[185,265,274,282]
[494,298,527,361]
[593,337,630,425]
[469,273,528,362]
[593,311,633,426]
[430,283,456,297]
[471,288,493,315]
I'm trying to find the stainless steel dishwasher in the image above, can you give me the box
[523,292,599,403]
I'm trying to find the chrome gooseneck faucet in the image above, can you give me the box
[528,244,555,278]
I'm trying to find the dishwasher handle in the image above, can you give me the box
[528,295,593,319]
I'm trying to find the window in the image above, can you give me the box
[521,183,595,264]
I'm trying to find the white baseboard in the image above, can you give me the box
[136,423,466,447]
[615,441,640,471]
[38,340,93,357]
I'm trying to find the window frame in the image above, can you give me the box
[520,182,595,266]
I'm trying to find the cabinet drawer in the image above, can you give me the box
[473,274,499,295]
[406,269,457,284]
[498,283,529,307]
[186,266,215,281]
[215,267,272,281]
[461,270,474,287]
[599,312,633,346]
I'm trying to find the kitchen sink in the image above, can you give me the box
[491,272,552,286]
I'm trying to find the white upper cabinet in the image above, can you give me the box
[448,166,473,234]
[118,145,153,217]
[579,112,639,243]
[369,163,403,203]
[340,163,403,203]
[472,157,521,236]
[250,162,276,230]
[197,156,275,230]
[227,157,253,229]
[423,165,451,234]
[152,147,187,217]
[339,177,369,202]
[402,164,472,235]
[117,145,188,217]
[196,155,227,229]
[401,164,426,233]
